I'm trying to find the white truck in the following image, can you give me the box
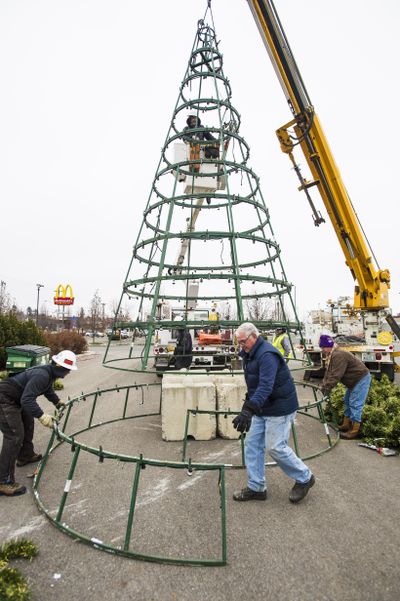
[301,297,397,381]
[153,302,236,372]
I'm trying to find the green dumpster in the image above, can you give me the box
[6,345,51,374]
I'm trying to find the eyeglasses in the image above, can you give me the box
[237,334,251,346]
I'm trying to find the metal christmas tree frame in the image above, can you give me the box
[33,7,337,568]
[104,9,305,375]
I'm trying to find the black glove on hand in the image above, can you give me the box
[232,399,260,433]
[232,408,253,433]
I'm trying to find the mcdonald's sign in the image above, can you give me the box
[54,284,75,306]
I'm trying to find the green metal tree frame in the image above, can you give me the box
[33,381,338,566]
[103,9,309,375]
[33,7,338,569]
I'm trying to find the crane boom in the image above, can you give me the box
[247,0,391,312]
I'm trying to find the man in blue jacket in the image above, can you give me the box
[0,350,77,497]
[232,323,315,503]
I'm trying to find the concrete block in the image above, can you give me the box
[161,374,216,441]
[214,375,247,439]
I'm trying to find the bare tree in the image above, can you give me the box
[245,295,274,321]
[110,298,130,323]
[110,299,120,319]
[76,307,86,334]
[89,290,102,341]
[0,281,12,315]
[218,301,237,320]
[119,303,131,323]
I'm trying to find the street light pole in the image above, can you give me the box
[36,284,44,326]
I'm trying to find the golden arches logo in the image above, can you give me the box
[54,284,75,306]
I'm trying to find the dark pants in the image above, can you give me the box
[19,409,35,459]
[0,377,37,482]
[0,398,25,484]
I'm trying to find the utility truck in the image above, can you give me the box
[300,297,396,381]
[153,299,235,372]
[247,0,400,380]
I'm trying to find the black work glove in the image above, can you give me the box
[232,408,253,433]
[232,400,259,433]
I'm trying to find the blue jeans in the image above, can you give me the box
[343,372,371,423]
[244,411,312,492]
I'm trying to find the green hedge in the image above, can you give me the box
[0,314,46,370]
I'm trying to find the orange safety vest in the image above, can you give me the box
[189,143,201,172]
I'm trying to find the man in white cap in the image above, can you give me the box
[0,350,77,497]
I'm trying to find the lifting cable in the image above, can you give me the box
[344,188,380,269]
[202,0,215,32]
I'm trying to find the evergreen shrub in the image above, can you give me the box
[324,375,400,448]
[0,314,46,370]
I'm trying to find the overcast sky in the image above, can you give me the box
[1,0,399,319]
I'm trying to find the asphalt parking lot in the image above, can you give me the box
[1,344,399,601]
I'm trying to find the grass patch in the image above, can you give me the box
[0,540,38,601]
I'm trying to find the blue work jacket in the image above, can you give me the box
[240,336,298,416]
[3,364,62,417]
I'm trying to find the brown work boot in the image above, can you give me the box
[0,482,27,496]
[338,416,352,432]
[340,421,361,440]
[16,453,43,467]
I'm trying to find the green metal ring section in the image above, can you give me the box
[131,233,279,271]
[142,192,267,216]
[181,381,339,464]
[161,127,249,169]
[33,382,227,566]
[33,379,337,566]
[102,344,309,378]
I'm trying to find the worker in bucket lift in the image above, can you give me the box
[183,114,219,173]
[0,350,78,497]
[183,114,218,149]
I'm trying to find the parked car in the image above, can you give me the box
[106,329,130,340]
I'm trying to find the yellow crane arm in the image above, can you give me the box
[247,0,390,310]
